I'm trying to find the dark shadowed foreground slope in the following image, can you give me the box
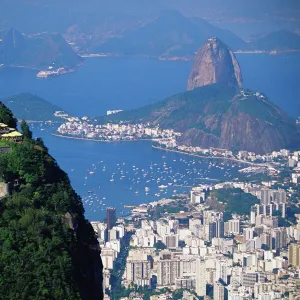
[0,103,103,299]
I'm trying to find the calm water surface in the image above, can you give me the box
[1,54,300,220]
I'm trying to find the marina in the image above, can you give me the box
[31,123,242,221]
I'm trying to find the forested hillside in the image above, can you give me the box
[0,102,103,300]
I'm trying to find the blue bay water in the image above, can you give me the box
[1,54,300,220]
[1,54,300,117]
[31,126,240,220]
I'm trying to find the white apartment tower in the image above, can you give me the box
[157,252,180,286]
[216,260,228,284]
[126,252,151,287]
[214,282,225,300]
[196,257,206,297]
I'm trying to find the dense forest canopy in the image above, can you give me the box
[0,103,103,300]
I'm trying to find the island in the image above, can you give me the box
[0,29,83,77]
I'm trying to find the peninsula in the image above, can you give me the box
[0,29,83,77]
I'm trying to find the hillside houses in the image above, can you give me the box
[0,123,23,142]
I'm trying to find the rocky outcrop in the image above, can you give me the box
[187,37,243,90]
[109,84,300,154]
[107,38,300,154]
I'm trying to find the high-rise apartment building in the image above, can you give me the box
[228,219,240,235]
[289,243,300,267]
[196,258,206,297]
[260,189,271,206]
[214,282,225,300]
[126,251,152,287]
[271,190,286,204]
[163,233,179,248]
[157,252,180,286]
[106,207,116,230]
[271,227,287,250]
[216,260,228,284]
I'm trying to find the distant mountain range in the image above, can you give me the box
[1,0,299,40]
[1,11,299,67]
[91,10,246,57]
[104,38,300,154]
[89,10,300,58]
[0,29,82,69]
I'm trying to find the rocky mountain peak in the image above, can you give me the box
[187,37,243,90]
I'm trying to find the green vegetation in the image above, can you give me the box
[0,29,82,69]
[154,240,167,250]
[111,286,189,300]
[238,93,286,123]
[0,102,17,128]
[1,94,65,121]
[0,103,102,299]
[212,188,260,216]
[102,82,300,154]
[148,200,189,220]
[105,84,236,131]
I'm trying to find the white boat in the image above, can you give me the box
[158,185,168,189]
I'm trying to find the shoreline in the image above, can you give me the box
[51,133,155,143]
[80,50,300,62]
[52,133,267,167]
[152,145,267,167]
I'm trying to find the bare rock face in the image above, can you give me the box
[187,37,243,90]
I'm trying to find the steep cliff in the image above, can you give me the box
[107,84,300,154]
[187,37,243,90]
[104,38,300,154]
[0,103,103,299]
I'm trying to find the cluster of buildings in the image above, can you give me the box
[0,122,23,142]
[157,139,300,173]
[57,118,181,142]
[56,113,300,183]
[287,151,300,184]
[91,207,126,293]
[92,174,300,300]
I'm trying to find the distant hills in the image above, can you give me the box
[91,10,246,58]
[248,30,300,52]
[105,38,300,154]
[0,29,83,69]
[90,10,300,58]
[0,93,66,121]
[1,12,299,66]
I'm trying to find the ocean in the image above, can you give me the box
[1,54,300,220]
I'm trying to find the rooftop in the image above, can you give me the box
[1,131,23,137]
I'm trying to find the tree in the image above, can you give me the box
[178,241,186,248]
[20,120,33,139]
[154,241,167,250]
[0,104,103,299]
[0,102,17,128]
